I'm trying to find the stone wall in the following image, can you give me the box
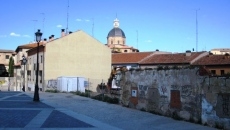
[120,68,230,129]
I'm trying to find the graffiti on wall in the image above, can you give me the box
[47,79,57,89]
[160,86,167,95]
[181,85,192,98]
[171,85,192,98]
[0,80,6,85]
[171,85,180,90]
[138,84,148,100]
[216,93,230,118]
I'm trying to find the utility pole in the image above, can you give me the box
[66,0,69,34]
[196,9,200,52]
[136,30,138,50]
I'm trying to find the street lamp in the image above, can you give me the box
[34,29,42,101]
[22,55,27,92]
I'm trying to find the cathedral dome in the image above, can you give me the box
[107,28,126,38]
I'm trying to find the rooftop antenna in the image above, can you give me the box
[40,13,45,35]
[66,0,69,34]
[196,9,200,52]
[32,20,38,41]
[92,18,94,37]
[136,30,138,49]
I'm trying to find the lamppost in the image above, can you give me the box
[34,29,42,101]
[22,55,27,92]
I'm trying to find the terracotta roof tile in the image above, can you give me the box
[193,55,230,65]
[140,52,204,64]
[16,42,45,52]
[112,52,154,64]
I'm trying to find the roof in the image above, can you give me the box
[0,49,15,53]
[15,42,45,52]
[140,52,205,65]
[192,54,230,65]
[107,28,126,38]
[112,52,153,64]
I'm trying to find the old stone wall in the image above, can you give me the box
[120,69,230,129]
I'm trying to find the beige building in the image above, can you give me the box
[210,48,230,55]
[105,18,138,53]
[14,42,45,91]
[26,30,111,92]
[0,49,15,76]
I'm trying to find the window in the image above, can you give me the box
[5,55,9,59]
[27,70,31,81]
[39,71,42,83]
[221,70,225,75]
[41,55,43,63]
[123,41,125,45]
[124,50,127,52]
[211,70,216,75]
[111,40,113,44]
[118,40,120,44]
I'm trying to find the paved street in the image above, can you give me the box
[0,91,215,130]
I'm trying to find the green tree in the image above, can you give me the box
[8,56,14,77]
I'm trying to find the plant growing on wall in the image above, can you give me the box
[8,56,14,77]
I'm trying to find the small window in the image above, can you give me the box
[211,70,216,75]
[221,70,225,75]
[111,40,113,44]
[41,55,43,63]
[123,41,125,45]
[118,40,120,44]
[124,50,127,52]
[5,55,9,59]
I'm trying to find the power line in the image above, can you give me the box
[32,20,38,41]
[40,13,45,35]
[136,30,138,49]
[92,18,94,37]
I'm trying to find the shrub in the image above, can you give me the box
[157,65,163,71]
[45,89,59,93]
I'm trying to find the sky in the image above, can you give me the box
[0,0,230,53]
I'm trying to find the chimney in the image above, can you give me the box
[51,35,55,41]
[43,38,47,44]
[61,29,65,37]
[185,50,191,56]
[49,36,52,41]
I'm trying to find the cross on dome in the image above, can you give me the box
[113,18,119,28]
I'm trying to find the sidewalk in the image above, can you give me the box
[0,91,215,130]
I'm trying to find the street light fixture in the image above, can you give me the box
[22,55,27,92]
[34,29,42,101]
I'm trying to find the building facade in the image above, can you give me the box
[0,49,15,76]
[26,30,111,92]
[210,48,230,55]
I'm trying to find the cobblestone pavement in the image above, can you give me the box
[23,91,215,130]
[0,91,119,130]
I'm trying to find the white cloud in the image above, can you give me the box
[76,19,82,22]
[85,19,90,22]
[10,32,20,37]
[57,24,62,28]
[145,40,152,43]
[23,35,30,38]
[0,35,7,37]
